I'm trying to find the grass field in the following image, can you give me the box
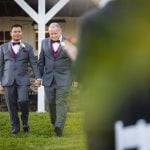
[0,112,87,150]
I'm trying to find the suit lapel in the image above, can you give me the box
[8,42,18,60]
[16,46,23,58]
[57,35,66,57]
[56,45,62,57]
[56,36,65,58]
[44,38,53,58]
[8,42,14,56]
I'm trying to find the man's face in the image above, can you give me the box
[10,27,23,41]
[49,27,62,41]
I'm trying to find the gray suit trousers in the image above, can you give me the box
[4,82,29,128]
[44,80,69,130]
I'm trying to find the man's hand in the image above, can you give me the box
[61,40,77,61]
[0,85,4,91]
[34,80,41,87]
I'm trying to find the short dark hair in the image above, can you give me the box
[11,24,23,30]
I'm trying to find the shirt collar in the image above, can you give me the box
[11,40,21,44]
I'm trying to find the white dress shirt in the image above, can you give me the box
[52,35,63,52]
[11,40,21,54]
[52,42,60,52]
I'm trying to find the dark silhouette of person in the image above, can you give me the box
[76,0,150,149]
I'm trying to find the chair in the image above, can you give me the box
[115,119,150,150]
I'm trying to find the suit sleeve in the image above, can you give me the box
[28,45,41,79]
[0,46,4,84]
[38,40,45,77]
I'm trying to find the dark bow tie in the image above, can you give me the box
[12,42,20,46]
[51,40,60,43]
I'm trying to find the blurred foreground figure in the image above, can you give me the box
[76,0,150,149]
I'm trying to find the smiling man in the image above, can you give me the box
[0,24,41,134]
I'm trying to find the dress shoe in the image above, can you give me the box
[11,128,20,134]
[54,127,62,137]
[23,124,30,132]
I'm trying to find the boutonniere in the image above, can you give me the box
[60,41,66,47]
[20,43,26,48]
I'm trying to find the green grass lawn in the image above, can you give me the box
[0,112,87,150]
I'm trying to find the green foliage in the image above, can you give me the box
[0,112,86,150]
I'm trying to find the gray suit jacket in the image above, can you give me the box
[38,37,72,86]
[0,41,40,86]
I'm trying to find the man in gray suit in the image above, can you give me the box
[0,24,41,134]
[38,23,75,136]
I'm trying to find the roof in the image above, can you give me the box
[0,0,95,17]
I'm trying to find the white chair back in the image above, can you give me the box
[115,119,150,150]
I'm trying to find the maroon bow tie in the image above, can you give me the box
[12,42,20,46]
[51,40,60,43]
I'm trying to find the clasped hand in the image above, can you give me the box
[0,85,4,91]
[34,80,41,87]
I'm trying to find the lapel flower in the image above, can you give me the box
[60,41,66,47]
[20,43,26,48]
